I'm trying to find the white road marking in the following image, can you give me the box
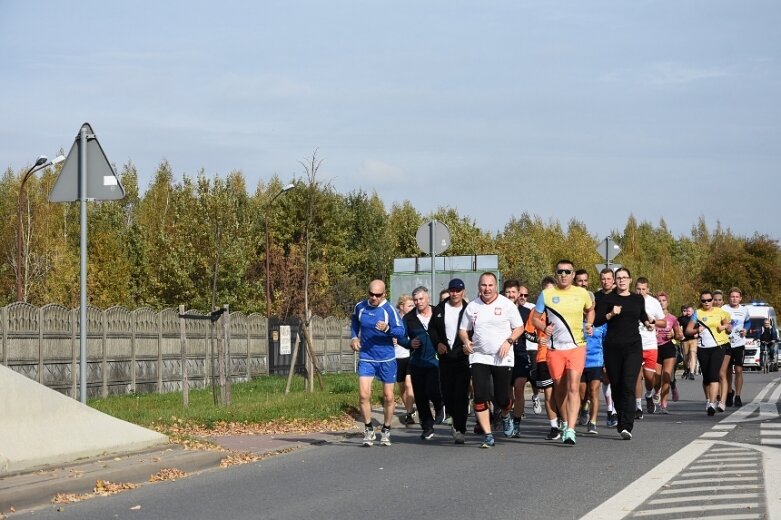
[658,484,761,495]
[671,476,760,485]
[649,492,760,505]
[633,502,759,517]
[701,431,730,438]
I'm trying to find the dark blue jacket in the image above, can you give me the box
[398,307,439,368]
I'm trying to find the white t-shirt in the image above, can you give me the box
[640,295,665,350]
[723,304,750,348]
[444,302,463,348]
[460,294,523,367]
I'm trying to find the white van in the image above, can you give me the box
[742,301,779,371]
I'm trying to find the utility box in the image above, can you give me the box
[390,255,500,304]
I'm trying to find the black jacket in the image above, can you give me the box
[430,297,468,363]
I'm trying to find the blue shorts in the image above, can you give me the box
[358,359,397,384]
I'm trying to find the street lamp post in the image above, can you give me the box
[264,183,295,316]
[16,155,65,301]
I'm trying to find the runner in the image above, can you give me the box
[595,267,649,440]
[686,290,731,415]
[533,260,594,446]
[722,287,751,407]
[653,292,683,413]
[394,294,417,426]
[527,276,560,440]
[634,277,665,417]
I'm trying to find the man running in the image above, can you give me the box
[459,272,524,448]
[351,280,406,446]
[533,260,594,446]
[722,287,750,407]
[634,277,665,417]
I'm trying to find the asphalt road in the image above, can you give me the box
[20,371,781,520]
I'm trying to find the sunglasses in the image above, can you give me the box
[518,293,529,297]
[701,298,713,303]
[368,291,384,298]
[556,269,573,275]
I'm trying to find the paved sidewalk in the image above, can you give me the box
[0,413,378,516]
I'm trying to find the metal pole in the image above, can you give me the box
[79,126,88,404]
[430,220,436,294]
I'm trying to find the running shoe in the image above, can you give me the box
[445,415,453,425]
[586,421,598,435]
[562,428,576,445]
[546,427,561,440]
[606,412,618,428]
[434,408,446,425]
[726,391,734,407]
[453,430,465,444]
[532,395,542,415]
[646,396,656,415]
[380,427,392,446]
[716,401,726,413]
[635,408,644,420]
[707,404,716,416]
[512,420,522,438]
[652,392,661,405]
[672,386,680,402]
[362,427,375,447]
[660,405,669,414]
[619,429,632,440]
[578,408,589,426]
[421,427,435,440]
[502,414,514,437]
[734,395,743,407]
[481,434,495,448]
[402,413,415,427]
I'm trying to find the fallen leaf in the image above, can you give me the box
[149,468,187,482]
[130,505,141,510]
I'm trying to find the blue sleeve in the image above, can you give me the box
[350,303,361,339]
[691,311,699,323]
[385,302,406,339]
[535,292,546,313]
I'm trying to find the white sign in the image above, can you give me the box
[279,325,292,355]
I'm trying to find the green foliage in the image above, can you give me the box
[1,156,779,316]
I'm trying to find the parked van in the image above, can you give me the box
[742,301,779,371]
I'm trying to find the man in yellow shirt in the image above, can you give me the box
[533,260,594,445]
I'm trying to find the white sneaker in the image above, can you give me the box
[362,428,375,447]
[652,392,661,405]
[532,396,542,415]
[380,428,391,446]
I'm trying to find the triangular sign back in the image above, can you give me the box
[49,123,125,202]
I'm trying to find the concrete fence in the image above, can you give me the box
[0,303,355,399]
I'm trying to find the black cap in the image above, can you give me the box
[448,278,465,291]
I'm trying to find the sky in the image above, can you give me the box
[1,1,780,242]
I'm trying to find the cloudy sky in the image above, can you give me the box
[1,1,779,240]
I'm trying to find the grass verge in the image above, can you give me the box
[89,374,385,435]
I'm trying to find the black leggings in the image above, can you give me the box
[697,345,726,384]
[471,364,512,411]
[604,340,642,433]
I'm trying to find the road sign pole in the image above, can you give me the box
[79,126,88,404]
[430,220,436,294]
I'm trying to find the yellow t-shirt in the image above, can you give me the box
[535,286,592,350]
[692,307,730,348]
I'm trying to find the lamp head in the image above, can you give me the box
[34,155,48,167]
[281,183,295,192]
[52,155,65,165]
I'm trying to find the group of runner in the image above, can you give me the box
[350,262,752,447]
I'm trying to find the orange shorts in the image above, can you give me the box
[547,347,586,381]
[642,349,658,370]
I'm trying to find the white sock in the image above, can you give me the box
[636,398,642,409]
[550,419,558,428]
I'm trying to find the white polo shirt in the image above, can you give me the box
[460,294,523,367]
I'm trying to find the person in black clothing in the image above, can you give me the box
[595,267,650,440]
[756,319,779,368]
[430,278,471,444]
[678,305,698,380]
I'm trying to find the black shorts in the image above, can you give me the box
[534,361,553,389]
[395,357,411,383]
[697,345,727,385]
[729,346,745,367]
[580,366,603,383]
[471,364,512,409]
[512,352,532,381]
[657,341,677,361]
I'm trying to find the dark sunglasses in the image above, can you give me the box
[368,291,384,298]
[701,298,713,303]
[518,293,529,297]
[556,269,573,275]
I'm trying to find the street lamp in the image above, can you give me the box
[16,154,65,302]
[264,183,295,316]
